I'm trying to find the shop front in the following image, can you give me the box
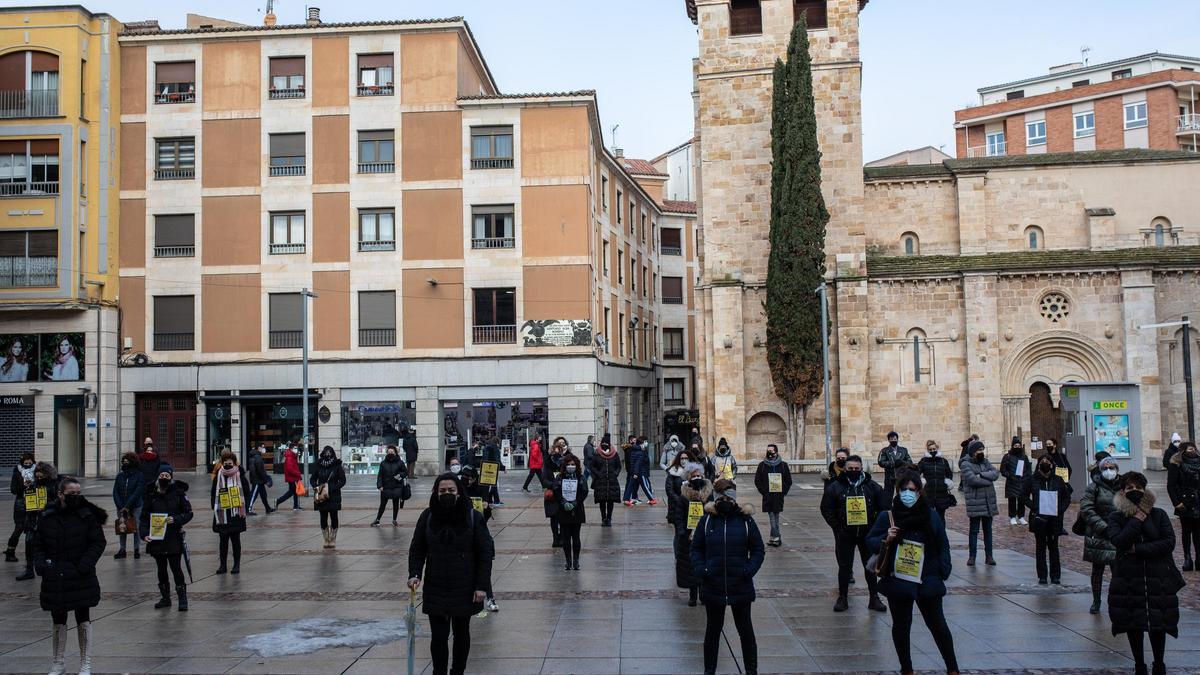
[664,409,701,446]
[240,395,317,473]
[440,398,547,470]
[341,400,416,475]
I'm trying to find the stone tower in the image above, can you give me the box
[689,0,868,458]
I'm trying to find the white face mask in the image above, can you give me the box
[450,465,461,474]
[1101,468,1117,481]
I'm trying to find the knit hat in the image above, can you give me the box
[1010,436,1021,446]
[158,463,174,476]
[967,440,985,455]
[683,462,706,479]
[1172,432,1183,444]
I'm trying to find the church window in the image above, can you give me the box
[902,232,919,255]
[1038,292,1070,323]
[1025,225,1043,250]
[730,0,763,35]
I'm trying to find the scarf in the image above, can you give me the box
[1181,452,1200,480]
[18,464,34,484]
[891,496,935,542]
[214,466,245,525]
[764,455,782,468]
[598,446,616,459]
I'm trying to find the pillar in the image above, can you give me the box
[1121,268,1163,464]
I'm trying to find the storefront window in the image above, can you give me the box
[206,402,232,467]
[440,400,547,470]
[341,401,415,474]
[244,400,316,472]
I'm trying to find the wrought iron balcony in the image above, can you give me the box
[358,240,395,252]
[269,87,305,100]
[269,242,305,255]
[663,296,685,305]
[470,157,514,170]
[0,181,59,197]
[154,90,196,104]
[153,245,195,258]
[661,245,682,256]
[472,324,516,345]
[358,328,396,347]
[357,84,394,97]
[269,164,306,177]
[357,162,395,174]
[269,330,303,349]
[154,167,194,180]
[153,332,194,351]
[0,89,59,118]
[471,237,515,250]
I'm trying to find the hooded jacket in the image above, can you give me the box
[408,483,495,618]
[113,459,145,512]
[140,479,193,556]
[282,448,302,484]
[1106,489,1182,636]
[246,448,271,486]
[402,433,419,464]
[674,479,713,589]
[753,457,792,513]
[959,454,1000,518]
[32,495,107,612]
[624,441,649,477]
[1080,473,1120,564]
[660,435,685,470]
[689,500,765,606]
[712,439,738,480]
[1167,449,1200,520]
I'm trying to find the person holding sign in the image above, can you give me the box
[916,440,956,520]
[1022,456,1072,583]
[459,466,499,612]
[866,471,959,675]
[553,455,588,570]
[588,440,622,527]
[673,464,712,606]
[6,452,37,564]
[1043,438,1071,478]
[140,464,192,611]
[14,460,57,582]
[664,450,697,535]
[754,444,792,547]
[820,455,889,613]
[959,440,1000,567]
[712,438,738,482]
[1000,437,1031,526]
[210,450,250,575]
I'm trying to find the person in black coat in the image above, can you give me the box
[999,437,1031,525]
[553,454,588,570]
[664,448,696,532]
[916,440,955,519]
[1021,456,1072,584]
[408,473,495,675]
[690,478,764,675]
[311,446,347,550]
[1042,438,1071,477]
[6,451,35,564]
[403,429,420,480]
[15,460,57,581]
[210,450,251,575]
[676,465,712,606]
[459,466,499,613]
[372,445,409,527]
[1162,432,1182,469]
[588,441,622,526]
[622,436,656,505]
[820,455,889,613]
[1107,472,1182,675]
[753,444,793,547]
[482,436,505,505]
[1167,441,1200,571]
[140,463,193,611]
[541,439,568,546]
[31,476,106,675]
[245,445,275,515]
[112,451,145,560]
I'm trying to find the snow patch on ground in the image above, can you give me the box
[236,617,411,657]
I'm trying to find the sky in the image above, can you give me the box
[31,0,1198,162]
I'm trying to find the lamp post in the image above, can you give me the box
[301,288,318,479]
[1139,317,1194,442]
[816,282,832,465]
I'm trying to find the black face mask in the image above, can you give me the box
[438,493,458,508]
[845,470,863,483]
[1046,446,1057,453]
[766,453,777,460]
[223,463,234,470]
[63,494,83,509]
[835,458,846,467]
[889,440,898,448]
[1039,463,1052,475]
[158,478,171,488]
[688,477,706,491]
[121,462,131,469]
[974,452,985,462]
[715,501,738,516]
[1126,490,1144,505]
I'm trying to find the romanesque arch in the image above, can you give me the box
[999,330,1118,441]
[746,411,787,457]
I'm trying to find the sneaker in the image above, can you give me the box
[485,598,500,612]
[522,488,531,494]
[392,520,399,527]
[1009,517,1018,526]
[647,499,659,506]
[1018,517,1028,525]
[833,596,848,612]
[633,499,643,505]
[493,501,505,507]
[371,521,380,528]
[293,507,303,511]
[247,510,257,516]
[266,507,276,514]
[623,500,634,507]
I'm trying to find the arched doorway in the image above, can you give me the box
[746,411,787,459]
[1000,330,1117,443]
[1028,382,1061,458]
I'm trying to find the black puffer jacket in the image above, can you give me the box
[665,470,686,524]
[32,496,107,612]
[245,449,271,486]
[1167,450,1200,520]
[310,458,347,513]
[820,473,887,538]
[916,454,955,510]
[541,453,566,518]
[588,451,622,503]
[210,468,251,535]
[140,480,193,556]
[1106,489,1182,637]
[674,480,712,589]
[377,455,409,500]
[408,490,494,618]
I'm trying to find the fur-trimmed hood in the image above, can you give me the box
[703,501,754,516]
[682,479,713,503]
[1115,487,1156,517]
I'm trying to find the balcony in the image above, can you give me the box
[269,242,305,255]
[0,89,59,118]
[472,324,516,345]
[664,351,685,361]
[661,245,682,256]
[471,237,515,250]
[1179,114,1200,133]
[269,87,305,100]
[357,161,394,174]
[0,257,56,288]
[269,330,303,349]
[358,240,395,252]
[470,157,514,170]
[357,84,394,97]
[966,143,1006,158]
[663,296,684,305]
[154,90,195,105]
[269,164,306,177]
[358,328,396,347]
[154,168,194,181]
[153,245,195,258]
[0,181,59,197]
[153,332,194,351]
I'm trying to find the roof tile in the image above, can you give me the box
[624,159,667,177]
[661,200,697,214]
[867,246,1200,278]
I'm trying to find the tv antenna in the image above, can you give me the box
[1080,45,1091,66]
[611,124,620,152]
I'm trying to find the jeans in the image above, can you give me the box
[560,521,582,561]
[154,553,186,586]
[1126,630,1167,667]
[218,532,241,567]
[428,614,471,675]
[888,594,958,673]
[767,512,781,540]
[275,482,300,509]
[375,494,402,522]
[1007,496,1026,519]
[598,501,615,522]
[968,516,993,559]
[249,484,271,511]
[703,602,756,675]
[319,510,339,530]
[50,608,89,626]
[118,507,141,552]
[623,475,643,502]
[522,468,543,491]
[835,532,877,597]
[1035,530,1061,581]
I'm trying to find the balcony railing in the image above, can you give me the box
[269,87,305,100]
[269,330,303,349]
[471,237,515,250]
[269,164,306,177]
[0,89,59,118]
[661,245,682,256]
[154,167,194,180]
[0,256,56,287]
[358,328,396,347]
[664,351,685,361]
[269,242,305,255]
[357,161,395,174]
[470,157,514,170]
[357,84,394,97]
[966,144,1006,158]
[153,245,195,258]
[1179,114,1200,132]
[0,181,59,197]
[154,90,195,104]
[665,398,685,407]
[472,324,516,345]
[663,296,684,305]
[153,332,194,351]
[358,240,395,252]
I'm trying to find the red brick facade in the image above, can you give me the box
[1004,115,1026,155]
[1094,95,1124,150]
[1148,86,1180,151]
[1045,106,1073,153]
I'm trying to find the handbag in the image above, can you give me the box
[401,480,413,501]
[866,511,895,578]
[1071,509,1087,536]
[295,480,307,497]
[314,483,329,505]
[114,509,138,536]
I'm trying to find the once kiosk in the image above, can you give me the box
[1059,382,1142,497]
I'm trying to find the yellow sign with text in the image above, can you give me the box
[845,495,868,526]
[480,461,498,486]
[1055,467,1070,482]
[149,513,169,541]
[894,539,926,584]
[1093,400,1128,411]
[471,497,485,514]
[768,473,783,493]
[687,501,704,530]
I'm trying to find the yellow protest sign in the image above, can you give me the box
[471,497,485,514]
[1054,467,1069,482]
[228,485,243,508]
[768,473,783,493]
[845,495,868,526]
[720,463,734,480]
[36,486,46,510]
[894,539,925,584]
[687,501,704,529]
[149,513,169,541]
[218,489,232,510]
[480,461,499,486]
[23,489,40,511]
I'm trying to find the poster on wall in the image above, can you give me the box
[0,333,84,382]
[1093,414,1130,458]
[520,320,592,347]
[0,334,38,383]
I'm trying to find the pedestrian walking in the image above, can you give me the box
[245,445,275,515]
[111,452,145,560]
[522,433,544,492]
[1021,454,1072,583]
[916,440,956,519]
[866,470,959,675]
[210,450,250,575]
[823,447,849,487]
[141,463,192,611]
[310,446,347,550]
[690,478,764,675]
[1168,441,1200,571]
[1163,432,1183,469]
[712,438,738,481]
[1000,437,1031,525]
[459,466,499,612]
[31,476,105,675]
[877,431,912,501]
[5,451,36,564]
[675,463,711,606]
[623,436,656,505]
[372,445,409,527]
[541,439,568,546]
[403,428,420,480]
[273,444,304,511]
[554,454,588,570]
[589,440,622,526]
[753,444,792,547]
[582,434,596,482]
[1081,455,1120,613]
[1107,471,1183,675]
[15,460,57,581]
[408,473,495,675]
[960,439,999,566]
[821,455,888,613]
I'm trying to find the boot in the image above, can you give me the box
[176,584,188,612]
[564,553,573,571]
[573,556,580,571]
[3,547,16,562]
[329,528,338,550]
[154,582,172,609]
[688,586,698,607]
[867,594,887,612]
[1184,556,1194,572]
[1090,589,1102,614]
[833,595,848,612]
[1152,661,1166,675]
[552,535,562,548]
[743,645,757,675]
[985,556,997,566]
[47,623,67,675]
[77,620,93,675]
[15,566,34,581]
[966,556,976,567]
[322,528,332,549]
[216,562,228,575]
[1134,664,1148,675]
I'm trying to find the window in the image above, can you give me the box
[1154,222,1165,247]
[0,50,60,117]
[153,214,195,257]
[640,213,646,243]
[1072,79,1090,88]
[1124,101,1148,129]
[270,212,305,254]
[618,313,625,356]
[641,265,647,298]
[358,209,395,251]
[663,328,684,360]
[1006,90,1025,101]
[153,296,194,351]
[0,139,59,195]
[357,54,394,95]
[986,131,1006,156]
[616,190,623,225]
[603,308,611,352]
[906,328,927,384]
[268,133,305,176]
[663,276,684,304]
[1074,112,1095,138]
[1026,120,1047,146]
[630,256,636,294]
[154,61,195,103]
[602,240,610,275]
[268,57,305,98]
[1025,225,1043,250]
[652,272,657,301]
[901,232,919,256]
[78,139,86,195]
[472,288,516,344]
[358,291,396,347]
[1111,68,1133,80]
[630,203,636,234]
[601,176,609,210]
[618,250,624,284]
[1150,218,1173,247]
[0,230,56,287]
[269,293,303,348]
[729,0,762,35]
[357,130,395,173]
[664,378,685,406]
[794,0,827,29]
[472,205,515,249]
[470,126,513,169]
[154,138,195,180]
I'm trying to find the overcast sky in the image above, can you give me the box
[44,0,1198,162]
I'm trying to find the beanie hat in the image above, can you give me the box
[158,463,174,476]
[1011,436,1021,446]
[683,462,706,478]
[967,440,985,455]
[1172,432,1183,444]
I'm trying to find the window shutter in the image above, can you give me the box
[359,291,396,331]
[357,53,394,68]
[155,61,195,84]
[0,232,25,256]
[660,228,682,249]
[270,293,303,332]
[154,214,195,247]
[28,139,58,155]
[270,133,305,157]
[30,52,59,72]
[269,57,305,77]
[27,231,57,257]
[154,296,194,333]
[358,130,394,142]
[663,277,683,297]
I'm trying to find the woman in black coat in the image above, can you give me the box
[753,445,792,547]
[310,446,347,550]
[1107,471,1182,675]
[999,437,1031,525]
[140,463,193,611]
[32,476,106,675]
[372,445,409,527]
[676,465,712,606]
[408,473,495,675]
[916,440,956,519]
[210,450,250,575]
[5,451,35,564]
[541,440,568,546]
[664,449,696,531]
[554,454,588,570]
[1167,441,1200,571]
[588,441,622,527]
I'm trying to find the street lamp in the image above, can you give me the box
[301,288,319,479]
[1139,316,1194,442]
[816,282,832,465]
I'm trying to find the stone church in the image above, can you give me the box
[686,0,1200,465]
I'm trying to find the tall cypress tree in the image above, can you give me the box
[766,15,829,431]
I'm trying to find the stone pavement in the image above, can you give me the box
[0,471,1196,674]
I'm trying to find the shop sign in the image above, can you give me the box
[1063,387,1079,398]
[1092,400,1128,411]
[0,395,32,407]
[667,409,700,426]
[357,404,404,415]
[521,320,592,347]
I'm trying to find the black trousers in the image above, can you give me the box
[1181,517,1200,560]
[887,594,958,674]
[154,553,186,586]
[560,522,582,560]
[703,602,756,675]
[5,524,20,550]
[218,532,241,566]
[548,518,560,541]
[319,510,339,530]
[1035,530,1061,581]
[1007,496,1026,519]
[376,493,402,522]
[598,501,615,522]
[50,608,89,626]
[428,614,471,675]
[522,469,543,490]
[1127,630,1167,667]
[835,533,877,597]
[249,483,271,511]
[1091,561,1110,602]
[275,482,299,509]
[882,476,896,502]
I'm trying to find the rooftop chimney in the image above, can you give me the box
[614,148,624,159]
[264,10,277,26]
[306,7,321,25]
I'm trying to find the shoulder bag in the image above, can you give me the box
[866,510,895,578]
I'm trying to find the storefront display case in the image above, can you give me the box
[341,401,416,474]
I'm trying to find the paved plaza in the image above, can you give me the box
[0,472,1197,674]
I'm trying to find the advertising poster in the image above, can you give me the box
[40,333,85,381]
[520,320,592,347]
[1093,414,1130,458]
[0,334,38,383]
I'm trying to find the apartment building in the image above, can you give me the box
[116,9,663,474]
[956,52,1200,158]
[0,6,122,477]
